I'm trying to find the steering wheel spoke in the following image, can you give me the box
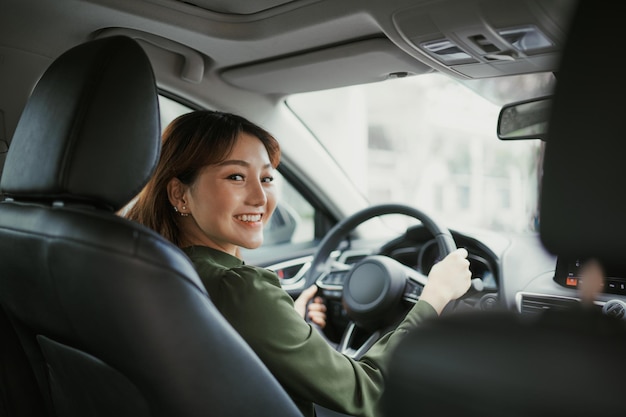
[337,322,382,359]
[317,267,350,289]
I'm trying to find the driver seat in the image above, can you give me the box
[0,35,302,417]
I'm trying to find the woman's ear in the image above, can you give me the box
[167,177,187,208]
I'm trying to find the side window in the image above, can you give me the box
[264,171,315,246]
[159,95,193,131]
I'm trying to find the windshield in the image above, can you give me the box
[287,73,552,233]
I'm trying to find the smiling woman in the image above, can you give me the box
[156,96,320,248]
[124,107,472,417]
[167,132,278,254]
[126,110,280,249]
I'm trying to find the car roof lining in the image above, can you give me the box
[0,0,577,178]
[168,0,305,15]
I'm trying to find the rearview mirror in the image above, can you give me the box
[497,96,552,141]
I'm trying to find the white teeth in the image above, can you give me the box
[237,214,261,222]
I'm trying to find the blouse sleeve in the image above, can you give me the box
[203,263,437,417]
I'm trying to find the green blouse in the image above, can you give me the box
[183,246,437,417]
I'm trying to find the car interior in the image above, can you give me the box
[382,1,626,416]
[2,0,623,415]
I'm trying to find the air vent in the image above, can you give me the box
[602,300,626,320]
[517,293,580,315]
[267,256,312,285]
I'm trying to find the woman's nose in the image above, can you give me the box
[247,179,267,206]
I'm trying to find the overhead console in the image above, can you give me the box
[391,0,578,78]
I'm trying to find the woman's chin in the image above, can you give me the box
[240,239,263,250]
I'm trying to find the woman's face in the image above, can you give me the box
[178,132,277,256]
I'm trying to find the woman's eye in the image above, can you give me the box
[261,176,274,183]
[228,174,244,181]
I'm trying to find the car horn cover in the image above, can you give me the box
[342,255,407,331]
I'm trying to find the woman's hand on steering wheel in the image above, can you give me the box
[294,285,328,328]
[419,248,472,315]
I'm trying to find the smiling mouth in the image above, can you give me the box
[236,214,263,222]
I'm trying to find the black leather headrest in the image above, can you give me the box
[383,310,626,417]
[0,36,160,211]
[540,1,626,263]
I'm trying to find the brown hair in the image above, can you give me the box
[125,110,281,247]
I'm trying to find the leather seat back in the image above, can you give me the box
[0,36,302,417]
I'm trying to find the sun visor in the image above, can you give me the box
[220,38,432,95]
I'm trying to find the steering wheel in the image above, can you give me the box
[303,203,457,358]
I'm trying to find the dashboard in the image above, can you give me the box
[263,222,626,347]
[269,225,506,343]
